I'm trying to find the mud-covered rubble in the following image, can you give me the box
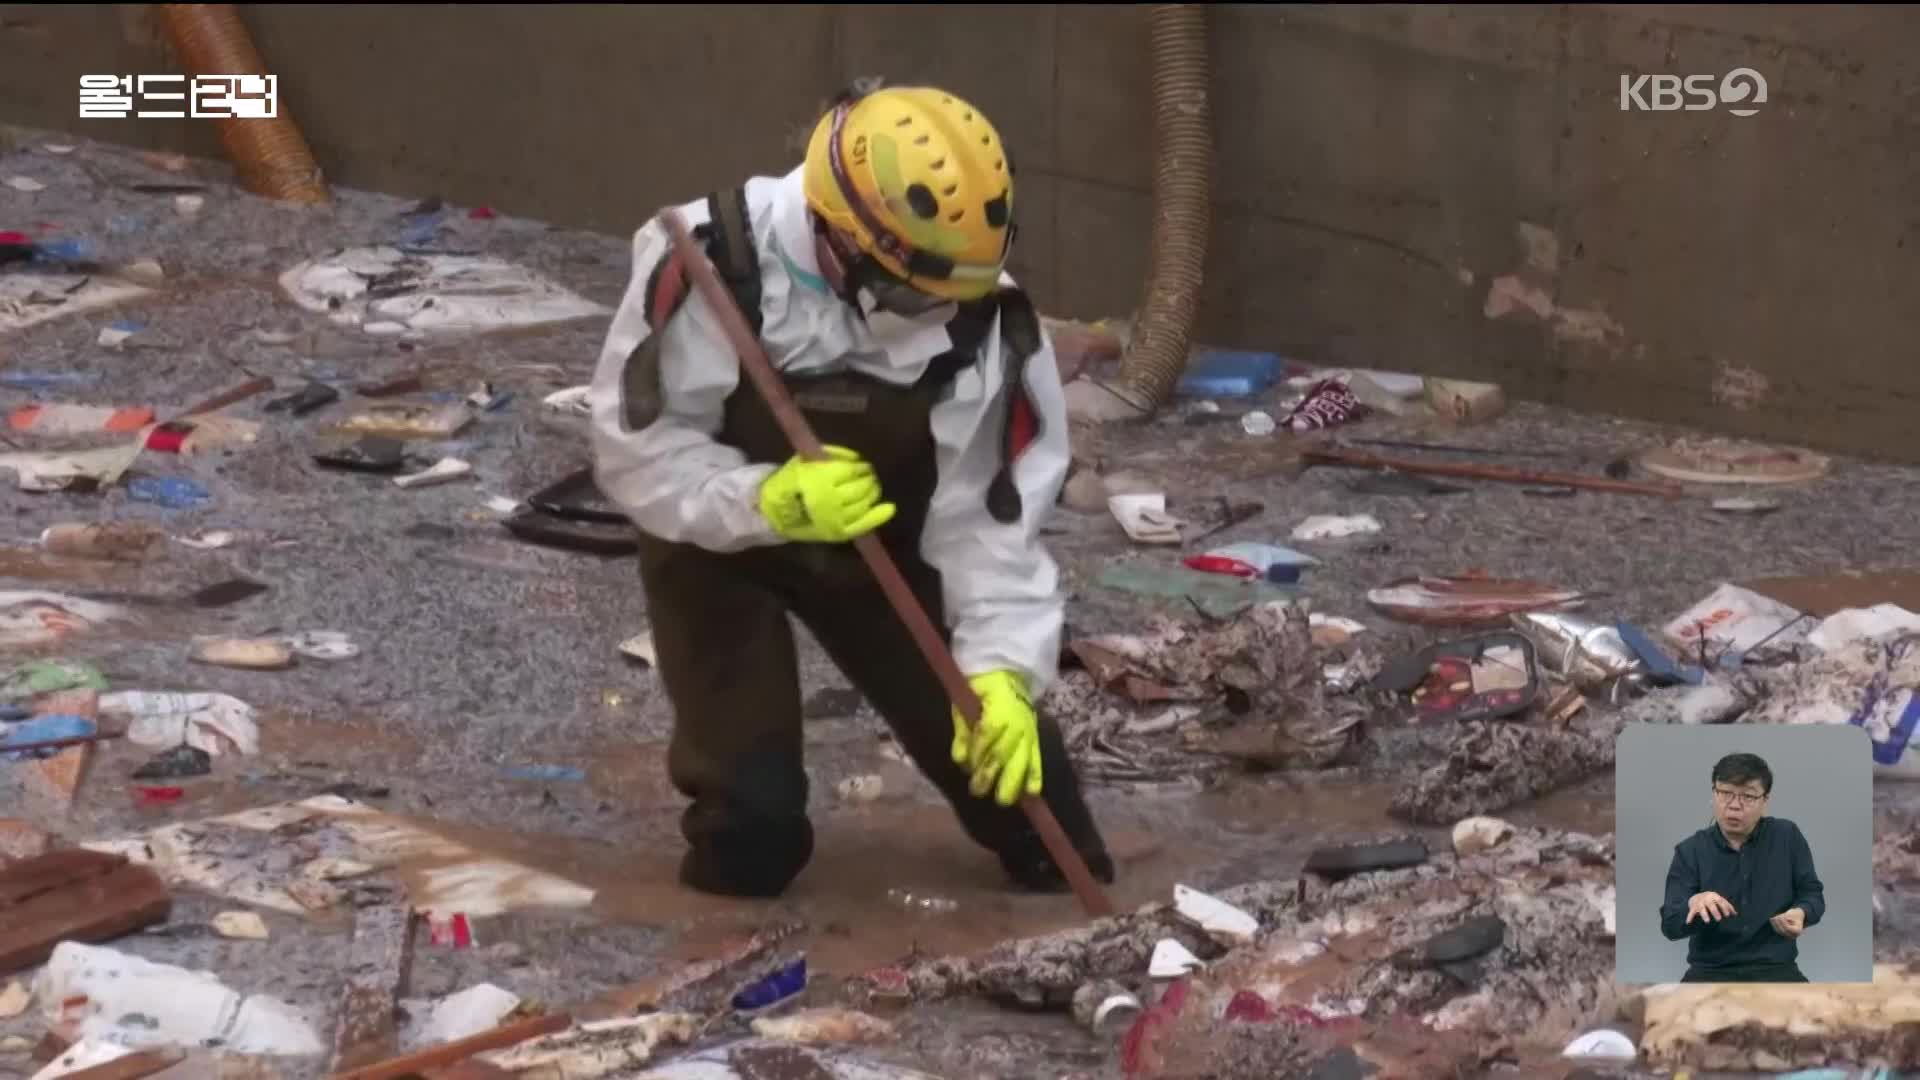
[1388,713,1626,825]
[1046,601,1386,782]
[883,824,1619,1072]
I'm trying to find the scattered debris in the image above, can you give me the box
[1387,631,1543,722]
[285,630,359,661]
[835,774,884,803]
[1638,437,1832,486]
[1291,514,1381,542]
[1150,939,1206,978]
[1713,496,1782,514]
[1177,349,1286,399]
[1390,715,1624,823]
[82,796,598,918]
[211,911,269,940]
[103,690,260,757]
[1662,582,1808,662]
[1183,542,1317,583]
[477,1014,692,1078]
[1281,378,1370,432]
[1174,884,1259,944]
[39,523,164,562]
[1512,612,1646,697]
[4,176,46,193]
[1452,816,1516,856]
[618,632,656,666]
[188,636,297,670]
[130,745,211,781]
[8,404,154,437]
[750,1009,895,1045]
[416,984,522,1049]
[1561,1028,1637,1061]
[1425,378,1507,425]
[0,593,130,648]
[0,979,29,1018]
[330,900,416,1073]
[1368,576,1586,627]
[394,457,473,489]
[126,476,210,510]
[542,386,592,416]
[337,403,473,440]
[502,764,585,783]
[1628,963,1920,1070]
[1109,494,1186,544]
[278,247,611,335]
[265,380,341,417]
[1240,410,1277,436]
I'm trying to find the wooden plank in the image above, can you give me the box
[327,901,415,1074]
[59,1048,188,1080]
[0,851,171,975]
[0,848,124,906]
[329,1014,571,1080]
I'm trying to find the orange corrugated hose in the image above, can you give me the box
[1111,4,1212,413]
[157,4,329,204]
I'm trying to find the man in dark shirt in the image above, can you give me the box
[1659,752,1826,982]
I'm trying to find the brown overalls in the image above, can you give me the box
[629,251,1113,899]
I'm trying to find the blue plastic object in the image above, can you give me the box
[503,764,585,783]
[1615,622,1706,686]
[2,714,94,760]
[731,957,807,1012]
[1176,349,1286,399]
[127,476,210,510]
[32,238,96,263]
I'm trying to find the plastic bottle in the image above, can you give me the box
[887,888,959,914]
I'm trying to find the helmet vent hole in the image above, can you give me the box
[929,157,946,170]
[906,183,939,219]
[984,194,1010,228]
[915,134,930,146]
[981,136,990,145]
[948,210,964,223]
[993,159,1004,172]
[896,117,912,127]
[943,184,958,196]
[963,111,973,121]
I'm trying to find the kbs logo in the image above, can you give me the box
[1619,68,1768,117]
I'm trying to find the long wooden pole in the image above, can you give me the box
[658,209,1115,919]
[1301,446,1687,498]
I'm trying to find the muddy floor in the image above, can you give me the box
[2,126,1917,1079]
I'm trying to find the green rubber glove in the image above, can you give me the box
[757,445,896,543]
[951,670,1043,807]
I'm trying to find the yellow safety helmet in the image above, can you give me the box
[803,84,1015,302]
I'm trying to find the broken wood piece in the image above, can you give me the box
[58,1048,189,1080]
[22,688,100,806]
[1389,718,1622,825]
[328,901,417,1074]
[328,1013,571,1080]
[420,1063,516,1080]
[0,850,171,975]
[1297,446,1686,499]
[178,376,275,420]
[575,920,803,1019]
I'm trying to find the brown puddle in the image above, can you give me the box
[1744,569,1920,617]
[362,767,1622,978]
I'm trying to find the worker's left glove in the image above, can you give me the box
[951,670,1043,807]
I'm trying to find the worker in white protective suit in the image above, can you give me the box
[586,82,1117,898]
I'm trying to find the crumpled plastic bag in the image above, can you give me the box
[100,690,259,757]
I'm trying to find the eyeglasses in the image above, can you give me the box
[1714,786,1767,808]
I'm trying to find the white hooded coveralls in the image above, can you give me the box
[586,167,1071,692]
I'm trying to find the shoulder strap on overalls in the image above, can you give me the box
[703,186,763,338]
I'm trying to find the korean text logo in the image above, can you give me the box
[1619,68,1768,117]
[79,75,278,120]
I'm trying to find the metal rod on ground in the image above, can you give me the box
[1300,445,1687,498]
[658,208,1117,920]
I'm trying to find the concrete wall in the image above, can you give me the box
[4,4,1918,460]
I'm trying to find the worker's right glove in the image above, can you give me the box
[757,445,896,544]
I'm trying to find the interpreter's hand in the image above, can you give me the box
[1686,890,1738,925]
[951,670,1043,807]
[757,445,895,543]
[1770,907,1806,939]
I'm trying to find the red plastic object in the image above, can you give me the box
[135,786,184,804]
[428,912,474,948]
[1224,989,1274,1022]
[145,422,191,453]
[1181,554,1259,579]
[0,231,28,245]
[1120,978,1189,1076]
[468,206,496,220]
